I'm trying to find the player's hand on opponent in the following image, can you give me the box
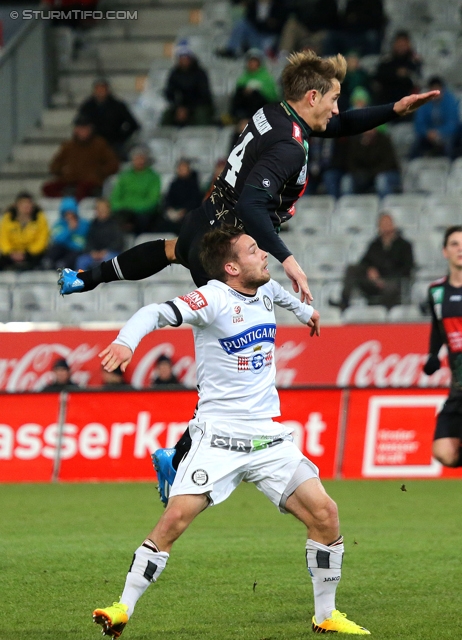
[393,90,440,116]
[282,255,313,303]
[99,343,133,372]
[307,309,320,337]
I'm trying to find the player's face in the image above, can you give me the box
[443,232,462,268]
[234,234,270,288]
[310,79,341,131]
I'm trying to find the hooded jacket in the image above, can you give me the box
[51,197,89,252]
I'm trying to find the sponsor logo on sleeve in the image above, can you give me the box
[179,290,208,311]
[296,163,307,185]
[253,108,272,134]
[292,122,302,144]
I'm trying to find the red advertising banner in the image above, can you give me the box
[342,389,462,479]
[0,323,451,391]
[0,389,342,482]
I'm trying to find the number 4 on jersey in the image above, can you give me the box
[225,131,254,188]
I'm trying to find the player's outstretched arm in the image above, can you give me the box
[393,90,440,116]
[307,309,320,337]
[99,344,133,372]
[282,255,313,303]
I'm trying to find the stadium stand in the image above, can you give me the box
[2,0,462,325]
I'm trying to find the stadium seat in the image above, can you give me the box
[17,270,60,284]
[99,282,142,319]
[334,205,376,236]
[388,304,425,322]
[291,196,335,234]
[11,284,57,322]
[305,238,350,277]
[134,232,177,246]
[55,287,101,324]
[342,305,388,324]
[148,138,176,173]
[388,121,416,158]
[404,158,450,194]
[0,284,11,322]
[421,196,462,231]
[143,282,185,306]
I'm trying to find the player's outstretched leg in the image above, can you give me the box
[311,610,371,634]
[93,603,129,638]
[58,239,171,295]
[152,448,176,506]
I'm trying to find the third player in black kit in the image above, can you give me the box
[424,226,462,468]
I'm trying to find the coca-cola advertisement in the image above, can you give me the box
[0,323,449,391]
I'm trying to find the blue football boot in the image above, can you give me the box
[151,448,177,506]
[57,268,85,295]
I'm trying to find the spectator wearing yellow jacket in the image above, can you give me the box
[0,192,49,271]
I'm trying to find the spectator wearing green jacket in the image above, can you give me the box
[230,49,279,121]
[110,146,162,236]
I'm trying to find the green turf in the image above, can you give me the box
[0,479,461,639]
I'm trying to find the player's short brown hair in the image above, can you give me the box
[282,50,347,101]
[443,225,462,247]
[200,226,244,282]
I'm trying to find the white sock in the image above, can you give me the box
[306,537,344,624]
[120,540,169,617]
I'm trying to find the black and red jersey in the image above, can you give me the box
[428,276,462,390]
[207,100,397,263]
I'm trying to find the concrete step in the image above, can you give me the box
[57,73,145,105]
[41,108,76,128]
[13,144,59,164]
[1,161,50,178]
[24,128,70,144]
[96,40,171,70]
[0,178,44,199]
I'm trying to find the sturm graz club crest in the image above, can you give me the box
[192,469,208,486]
[263,295,273,311]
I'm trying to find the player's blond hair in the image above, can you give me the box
[282,50,347,101]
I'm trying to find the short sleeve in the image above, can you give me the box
[172,285,224,327]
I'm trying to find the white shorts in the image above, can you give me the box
[169,418,319,513]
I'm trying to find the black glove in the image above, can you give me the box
[423,355,441,376]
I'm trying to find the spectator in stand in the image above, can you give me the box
[41,358,79,392]
[75,199,124,271]
[278,0,338,56]
[230,49,279,121]
[162,42,214,127]
[43,114,119,201]
[410,76,461,160]
[305,137,349,199]
[337,50,371,112]
[0,192,49,271]
[101,364,132,389]
[77,79,140,159]
[159,159,202,235]
[218,0,288,58]
[329,212,414,310]
[150,355,183,387]
[343,126,401,198]
[373,30,421,106]
[110,146,162,236]
[326,0,386,56]
[45,196,89,269]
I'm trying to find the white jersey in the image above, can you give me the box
[114,279,314,426]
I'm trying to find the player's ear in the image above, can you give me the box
[305,89,318,106]
[224,261,239,277]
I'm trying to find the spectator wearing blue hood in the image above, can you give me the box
[410,76,460,159]
[46,197,89,269]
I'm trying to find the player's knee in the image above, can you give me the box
[313,496,339,531]
[432,441,459,467]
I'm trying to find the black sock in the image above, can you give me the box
[456,447,462,467]
[79,240,169,291]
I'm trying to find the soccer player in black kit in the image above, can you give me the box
[424,226,462,468]
[59,50,439,498]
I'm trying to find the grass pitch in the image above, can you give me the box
[1,479,461,640]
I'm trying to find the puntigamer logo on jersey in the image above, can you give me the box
[218,323,276,354]
[179,290,208,311]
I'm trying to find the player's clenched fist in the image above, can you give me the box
[99,343,133,372]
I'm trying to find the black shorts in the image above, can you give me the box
[434,392,462,440]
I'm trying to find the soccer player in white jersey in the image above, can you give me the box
[93,227,370,637]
